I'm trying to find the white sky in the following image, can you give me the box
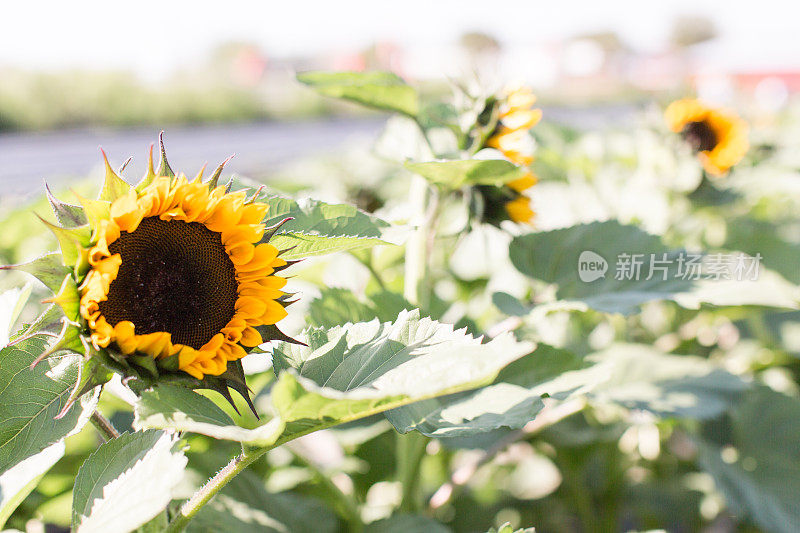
[2,0,799,79]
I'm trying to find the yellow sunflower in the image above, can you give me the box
[486,86,542,166]
[20,137,298,402]
[504,175,537,224]
[480,86,540,225]
[664,98,749,177]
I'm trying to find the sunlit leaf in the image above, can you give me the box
[298,70,419,117]
[72,430,187,533]
[509,220,799,314]
[0,336,96,474]
[406,159,526,189]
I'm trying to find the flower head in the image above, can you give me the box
[479,86,540,225]
[9,135,298,413]
[664,98,749,176]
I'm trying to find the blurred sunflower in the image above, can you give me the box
[8,136,298,411]
[664,98,749,176]
[481,86,540,225]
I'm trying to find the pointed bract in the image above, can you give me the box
[156,132,175,178]
[46,182,87,227]
[98,148,132,201]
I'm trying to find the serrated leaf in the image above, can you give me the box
[405,159,526,189]
[0,253,72,293]
[72,430,187,533]
[697,388,800,533]
[187,469,337,533]
[298,70,419,117]
[0,441,64,528]
[133,384,284,446]
[262,195,392,259]
[308,288,379,328]
[587,344,747,419]
[270,309,533,443]
[0,336,96,474]
[509,220,799,315]
[385,344,585,437]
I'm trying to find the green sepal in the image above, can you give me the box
[45,182,87,227]
[45,274,80,321]
[56,353,114,419]
[74,193,111,234]
[254,323,306,347]
[0,252,72,293]
[98,149,133,201]
[156,132,175,179]
[206,155,234,190]
[135,143,158,192]
[37,216,92,267]
[12,303,63,341]
[129,354,159,378]
[198,359,257,417]
[158,352,181,372]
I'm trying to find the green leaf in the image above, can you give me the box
[405,159,526,189]
[385,344,585,437]
[0,253,72,294]
[72,430,187,533]
[270,309,533,443]
[308,288,379,328]
[133,384,284,446]
[0,441,64,528]
[187,469,337,533]
[697,389,800,533]
[509,220,799,315]
[725,217,800,284]
[0,336,95,474]
[262,196,393,259]
[364,514,451,533]
[586,344,747,419]
[297,70,419,117]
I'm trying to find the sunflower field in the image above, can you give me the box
[1,71,799,533]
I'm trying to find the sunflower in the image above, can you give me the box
[486,85,542,166]
[9,136,298,411]
[480,86,540,225]
[664,98,749,177]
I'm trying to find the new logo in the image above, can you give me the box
[578,251,607,282]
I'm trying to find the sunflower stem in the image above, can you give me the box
[165,448,267,533]
[90,410,120,441]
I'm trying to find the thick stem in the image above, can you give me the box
[396,431,429,513]
[404,175,431,307]
[165,448,267,533]
[90,410,120,441]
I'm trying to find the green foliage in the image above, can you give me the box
[297,70,419,117]
[187,470,337,533]
[262,195,393,259]
[0,336,95,474]
[406,159,527,190]
[72,430,187,532]
[698,389,800,533]
[510,220,798,314]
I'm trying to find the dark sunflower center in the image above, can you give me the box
[682,120,718,152]
[98,217,238,350]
